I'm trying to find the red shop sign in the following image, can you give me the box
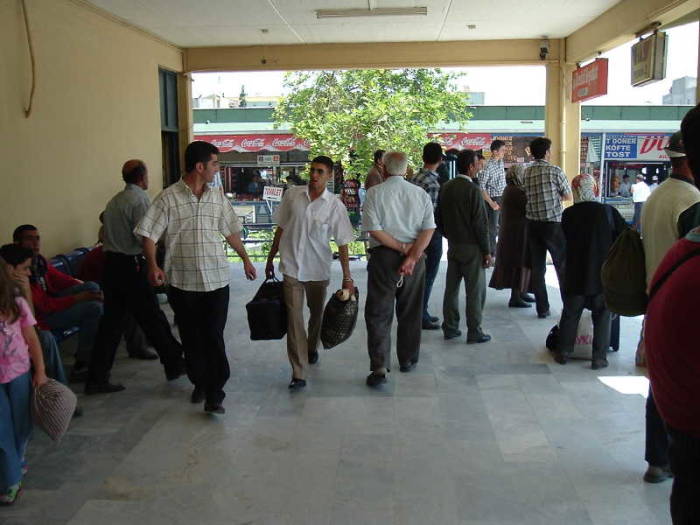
[430,133,493,150]
[572,58,609,103]
[196,134,311,153]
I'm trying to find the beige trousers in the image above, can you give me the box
[283,275,329,380]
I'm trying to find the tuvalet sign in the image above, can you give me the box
[572,59,608,102]
[631,32,668,87]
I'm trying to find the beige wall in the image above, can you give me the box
[0,0,182,257]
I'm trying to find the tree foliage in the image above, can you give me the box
[274,69,470,178]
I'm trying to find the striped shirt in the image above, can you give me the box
[523,160,571,222]
[135,179,242,292]
[411,168,440,209]
[480,157,506,198]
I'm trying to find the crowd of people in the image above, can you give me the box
[1,105,699,523]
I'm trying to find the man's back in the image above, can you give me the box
[523,160,569,222]
[438,177,488,253]
[103,184,150,255]
[641,177,700,284]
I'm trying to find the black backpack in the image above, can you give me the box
[601,228,648,316]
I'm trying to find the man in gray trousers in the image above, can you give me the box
[438,149,493,344]
[363,151,436,387]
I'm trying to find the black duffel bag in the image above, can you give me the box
[321,287,359,349]
[246,278,287,340]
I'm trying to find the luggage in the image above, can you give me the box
[321,287,359,349]
[601,228,648,316]
[246,278,287,340]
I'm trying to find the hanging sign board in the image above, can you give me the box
[572,58,609,102]
[631,32,668,87]
[257,154,280,166]
[262,185,284,202]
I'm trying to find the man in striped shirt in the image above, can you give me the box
[136,141,257,415]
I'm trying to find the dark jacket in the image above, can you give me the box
[437,176,489,255]
[561,201,627,296]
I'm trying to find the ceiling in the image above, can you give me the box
[86,0,622,47]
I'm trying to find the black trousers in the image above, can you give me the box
[668,426,700,524]
[422,231,443,321]
[558,293,611,361]
[168,285,230,405]
[646,387,670,467]
[486,196,502,256]
[527,220,566,315]
[88,253,183,385]
[365,247,425,373]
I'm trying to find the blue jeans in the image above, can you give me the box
[423,231,443,321]
[37,330,68,385]
[44,282,102,364]
[0,372,32,491]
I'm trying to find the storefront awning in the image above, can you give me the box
[197,134,310,153]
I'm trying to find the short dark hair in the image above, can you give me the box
[122,160,147,184]
[457,149,477,174]
[185,141,219,172]
[530,137,552,160]
[445,148,459,157]
[422,142,443,164]
[681,103,700,178]
[12,225,37,243]
[622,174,630,179]
[490,139,506,152]
[311,155,334,172]
[373,149,385,163]
[0,244,33,266]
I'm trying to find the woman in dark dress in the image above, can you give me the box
[489,165,534,307]
[554,173,627,369]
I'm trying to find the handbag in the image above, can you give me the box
[321,287,359,349]
[32,378,77,441]
[246,277,287,340]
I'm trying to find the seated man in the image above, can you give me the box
[13,225,103,377]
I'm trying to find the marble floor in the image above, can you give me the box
[2,262,672,525]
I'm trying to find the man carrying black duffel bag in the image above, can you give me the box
[265,156,355,390]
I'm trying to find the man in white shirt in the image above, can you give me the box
[136,141,257,415]
[362,152,436,387]
[265,156,355,390]
[632,174,651,231]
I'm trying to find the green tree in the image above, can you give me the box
[273,69,470,178]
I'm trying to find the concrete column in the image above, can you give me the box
[545,57,581,181]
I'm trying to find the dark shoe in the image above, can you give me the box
[553,351,568,365]
[72,405,83,418]
[288,378,307,390]
[422,320,440,330]
[204,403,225,415]
[128,348,158,360]
[467,334,492,344]
[366,373,387,387]
[190,387,205,404]
[399,361,417,373]
[165,361,186,381]
[521,293,536,303]
[84,382,126,395]
[308,352,319,365]
[508,299,532,308]
[644,465,673,483]
[538,310,551,319]
[443,329,462,340]
[428,315,439,323]
[591,359,609,370]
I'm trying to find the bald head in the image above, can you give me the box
[122,159,148,189]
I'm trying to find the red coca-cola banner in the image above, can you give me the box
[197,134,311,153]
[429,133,493,150]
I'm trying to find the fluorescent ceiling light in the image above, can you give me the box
[316,7,428,19]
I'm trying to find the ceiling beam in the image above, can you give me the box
[184,39,561,72]
[566,0,698,64]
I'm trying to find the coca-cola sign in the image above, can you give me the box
[196,134,311,153]
[430,133,493,151]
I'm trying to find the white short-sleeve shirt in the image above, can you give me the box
[275,186,355,282]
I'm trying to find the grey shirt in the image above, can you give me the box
[103,184,151,255]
